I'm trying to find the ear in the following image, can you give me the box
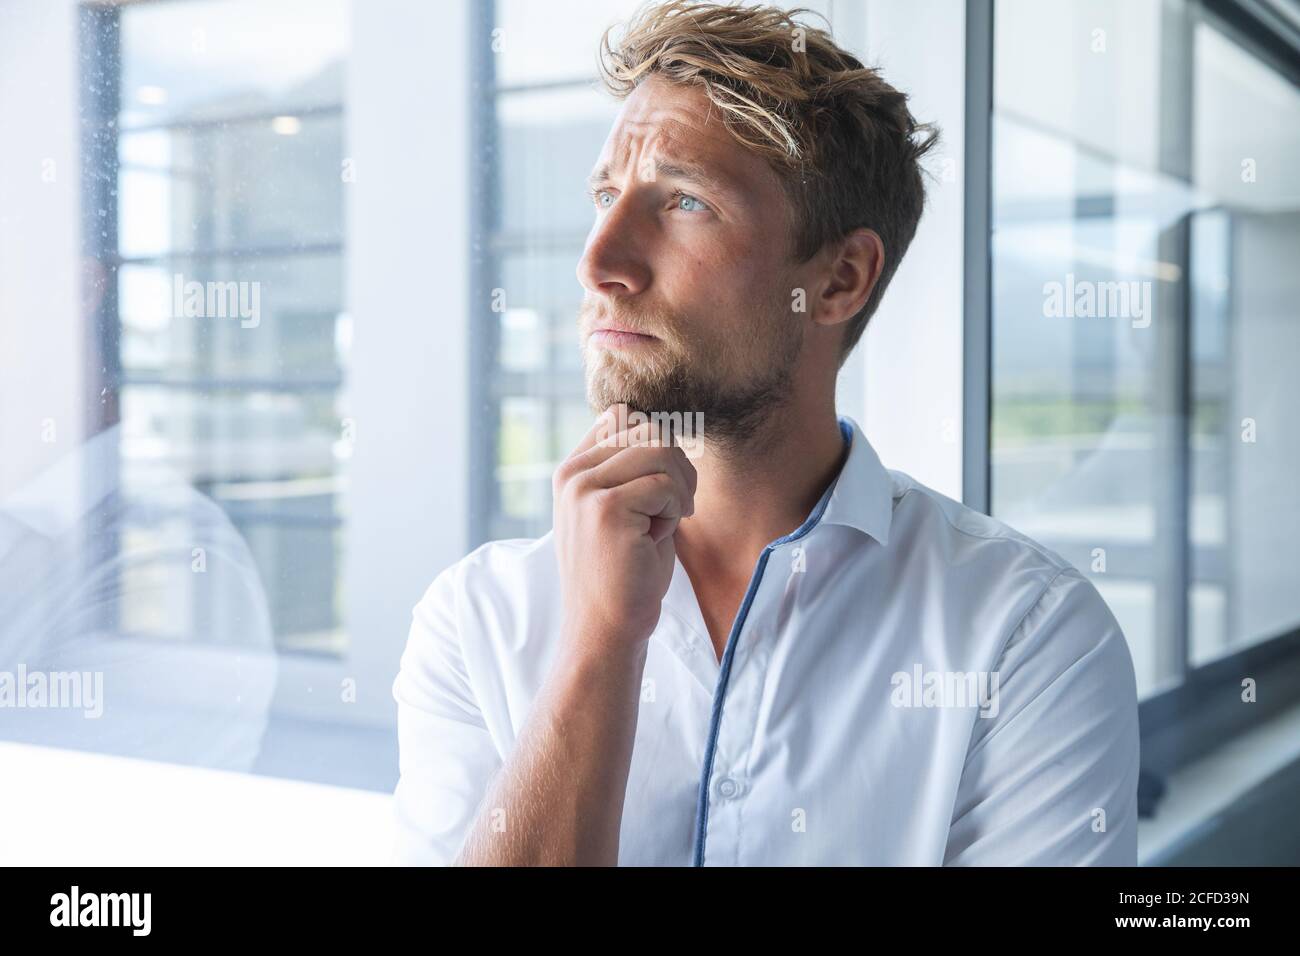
[811,227,885,330]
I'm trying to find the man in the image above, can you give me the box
[392,0,1139,866]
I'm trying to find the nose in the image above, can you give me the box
[575,195,651,298]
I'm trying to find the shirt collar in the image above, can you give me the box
[659,413,896,655]
[817,414,895,546]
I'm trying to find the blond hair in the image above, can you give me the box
[599,0,939,361]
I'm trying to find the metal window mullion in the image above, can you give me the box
[1153,0,1197,683]
[962,0,994,515]
[469,0,503,548]
[79,4,123,640]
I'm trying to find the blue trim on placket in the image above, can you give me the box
[690,417,853,866]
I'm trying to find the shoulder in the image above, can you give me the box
[885,468,1075,578]
[883,468,1129,676]
[416,533,556,606]
[410,532,560,651]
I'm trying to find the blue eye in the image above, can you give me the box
[675,192,708,212]
[590,188,614,210]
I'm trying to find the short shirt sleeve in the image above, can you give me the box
[391,562,503,866]
[944,569,1140,866]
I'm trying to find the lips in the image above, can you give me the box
[580,301,662,342]
[588,327,659,350]
[594,324,655,338]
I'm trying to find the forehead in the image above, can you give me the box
[596,76,780,193]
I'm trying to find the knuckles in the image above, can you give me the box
[552,438,693,518]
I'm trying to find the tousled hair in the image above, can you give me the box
[599,0,939,362]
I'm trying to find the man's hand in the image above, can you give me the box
[552,404,698,655]
[455,405,697,866]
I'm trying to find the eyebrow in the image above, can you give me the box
[586,156,736,199]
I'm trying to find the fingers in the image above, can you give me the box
[611,472,687,543]
[565,403,626,459]
[553,407,699,536]
[555,414,696,505]
[564,404,680,463]
[556,405,647,487]
[586,443,695,517]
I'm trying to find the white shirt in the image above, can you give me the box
[391,414,1140,865]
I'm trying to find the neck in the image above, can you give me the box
[674,391,847,570]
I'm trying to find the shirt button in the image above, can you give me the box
[717,777,739,799]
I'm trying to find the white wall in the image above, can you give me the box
[841,0,968,501]
[0,0,85,499]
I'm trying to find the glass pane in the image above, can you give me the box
[118,113,345,257]
[494,0,644,87]
[991,0,1300,696]
[119,254,346,381]
[119,0,347,130]
[497,396,550,528]
[103,0,350,659]
[498,86,622,240]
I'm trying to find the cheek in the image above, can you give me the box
[661,232,795,352]
[675,234,773,308]
[715,232,768,280]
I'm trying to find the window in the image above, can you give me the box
[989,0,1300,698]
[85,0,351,655]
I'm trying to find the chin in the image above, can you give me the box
[586,375,646,414]
[585,349,657,405]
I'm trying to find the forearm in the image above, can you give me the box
[455,636,648,866]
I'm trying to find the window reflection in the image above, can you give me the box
[991,0,1300,696]
[95,0,350,655]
